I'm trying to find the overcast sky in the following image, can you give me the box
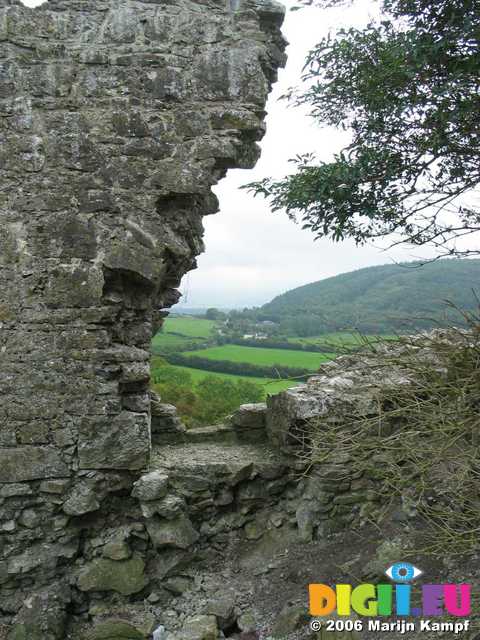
[22,0,452,308]
[179,0,442,308]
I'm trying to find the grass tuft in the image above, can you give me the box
[303,311,480,558]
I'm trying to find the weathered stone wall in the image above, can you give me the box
[2,4,474,637]
[0,0,285,633]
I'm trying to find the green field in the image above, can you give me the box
[152,333,198,349]
[159,316,216,338]
[289,332,359,345]
[183,344,335,370]
[152,317,216,352]
[151,354,299,398]
[289,332,396,347]
[149,319,396,425]
[168,365,298,396]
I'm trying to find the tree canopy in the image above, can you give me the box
[247,0,480,257]
[151,364,263,426]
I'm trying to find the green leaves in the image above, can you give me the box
[248,0,480,255]
[152,364,263,427]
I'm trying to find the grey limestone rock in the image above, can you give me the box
[271,604,309,638]
[266,342,421,448]
[7,584,70,640]
[77,554,148,596]
[206,595,236,630]
[63,482,100,516]
[230,404,267,431]
[180,615,219,640]
[140,494,186,519]
[146,514,200,550]
[0,0,286,629]
[151,399,187,444]
[132,470,169,502]
[229,403,268,443]
[87,618,154,640]
[0,447,69,483]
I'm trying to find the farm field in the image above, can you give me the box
[159,316,216,338]
[153,363,298,397]
[152,317,216,352]
[289,332,397,347]
[289,332,360,346]
[152,333,199,349]
[182,344,335,369]
[149,321,367,426]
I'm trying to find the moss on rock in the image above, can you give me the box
[77,555,147,595]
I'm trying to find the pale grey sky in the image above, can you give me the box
[180,0,441,308]
[21,0,471,308]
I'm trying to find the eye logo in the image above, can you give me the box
[385,562,422,583]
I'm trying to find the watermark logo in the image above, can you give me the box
[385,562,423,583]
[309,562,471,618]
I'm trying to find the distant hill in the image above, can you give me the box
[170,307,237,316]
[258,260,480,334]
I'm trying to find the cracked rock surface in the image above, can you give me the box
[0,0,286,633]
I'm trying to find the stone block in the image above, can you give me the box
[8,542,78,576]
[271,604,309,638]
[87,619,149,640]
[180,615,218,640]
[0,447,68,483]
[120,362,150,384]
[230,403,267,431]
[78,412,150,470]
[146,514,199,549]
[132,470,169,501]
[39,480,69,494]
[149,548,194,580]
[140,494,185,519]
[0,483,33,497]
[77,555,147,595]
[206,595,235,630]
[102,540,131,561]
[7,584,69,640]
[18,509,41,529]
[63,482,100,516]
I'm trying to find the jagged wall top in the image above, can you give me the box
[0,0,285,475]
[0,3,285,619]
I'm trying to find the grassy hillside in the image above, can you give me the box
[156,363,296,396]
[152,317,216,353]
[260,259,480,334]
[150,355,298,426]
[183,345,334,370]
[150,320,305,426]
[162,317,216,338]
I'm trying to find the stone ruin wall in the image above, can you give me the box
[0,0,287,634]
[0,2,436,637]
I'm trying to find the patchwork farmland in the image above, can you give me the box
[150,315,393,426]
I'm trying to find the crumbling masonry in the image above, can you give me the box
[0,0,287,636]
[3,3,456,639]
